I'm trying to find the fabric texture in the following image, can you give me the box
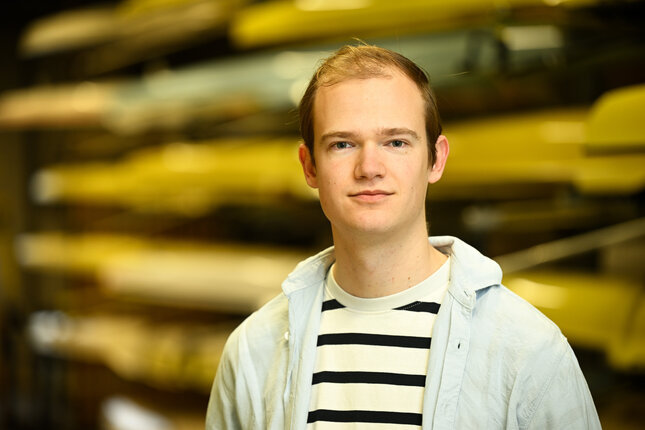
[206,236,601,430]
[306,258,450,428]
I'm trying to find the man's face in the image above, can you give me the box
[299,70,446,239]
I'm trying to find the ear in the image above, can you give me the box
[298,143,319,188]
[428,135,449,184]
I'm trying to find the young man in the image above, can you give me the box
[206,45,601,429]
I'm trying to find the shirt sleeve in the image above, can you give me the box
[206,338,242,430]
[206,321,258,430]
[526,342,602,430]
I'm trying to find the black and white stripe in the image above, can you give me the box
[308,409,423,426]
[307,259,450,428]
[312,371,426,387]
[317,332,432,349]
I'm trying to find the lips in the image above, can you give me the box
[349,190,393,202]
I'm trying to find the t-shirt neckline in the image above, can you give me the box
[325,257,450,313]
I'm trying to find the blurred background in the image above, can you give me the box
[1,0,644,429]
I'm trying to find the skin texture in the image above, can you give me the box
[299,69,449,298]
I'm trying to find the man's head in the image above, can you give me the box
[296,44,449,240]
[298,44,442,165]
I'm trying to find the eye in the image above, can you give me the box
[389,139,406,148]
[333,141,352,150]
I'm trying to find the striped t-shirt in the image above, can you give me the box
[307,258,450,428]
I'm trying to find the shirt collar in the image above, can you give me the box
[281,236,502,302]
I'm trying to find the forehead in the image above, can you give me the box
[313,70,426,141]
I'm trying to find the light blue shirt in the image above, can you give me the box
[207,236,601,429]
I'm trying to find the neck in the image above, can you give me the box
[331,226,447,298]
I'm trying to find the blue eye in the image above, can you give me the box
[390,140,405,148]
[334,141,351,149]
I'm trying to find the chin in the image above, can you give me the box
[346,219,395,235]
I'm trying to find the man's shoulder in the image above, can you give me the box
[223,247,330,359]
[471,283,568,363]
[455,284,599,429]
[476,283,563,339]
[227,293,290,352]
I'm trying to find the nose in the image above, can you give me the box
[354,143,385,180]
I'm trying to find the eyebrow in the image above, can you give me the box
[320,127,419,142]
[320,131,360,142]
[378,127,419,140]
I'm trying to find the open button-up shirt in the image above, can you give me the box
[207,236,601,429]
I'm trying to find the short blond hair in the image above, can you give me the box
[298,44,442,163]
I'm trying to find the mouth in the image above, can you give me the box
[349,190,393,202]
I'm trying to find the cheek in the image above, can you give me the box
[323,181,341,201]
[317,178,339,207]
[404,162,430,197]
